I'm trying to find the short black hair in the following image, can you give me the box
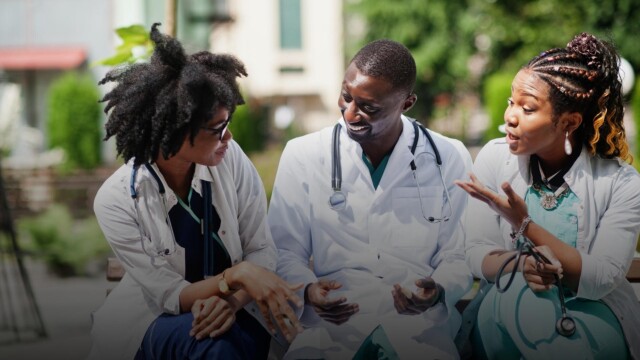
[350,39,416,95]
[99,23,247,166]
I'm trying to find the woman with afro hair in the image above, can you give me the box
[88,24,302,359]
[457,33,640,359]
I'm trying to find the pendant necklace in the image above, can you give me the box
[531,182,569,210]
[532,161,569,210]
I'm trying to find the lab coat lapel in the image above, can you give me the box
[376,117,415,192]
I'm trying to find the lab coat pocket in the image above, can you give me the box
[391,186,443,247]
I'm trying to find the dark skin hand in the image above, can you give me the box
[392,277,440,315]
[305,280,359,325]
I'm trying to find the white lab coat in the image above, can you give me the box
[268,116,473,359]
[88,140,278,360]
[465,139,640,359]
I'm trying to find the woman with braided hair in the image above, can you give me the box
[456,33,640,358]
[88,24,302,359]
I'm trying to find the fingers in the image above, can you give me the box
[264,294,302,343]
[391,284,421,315]
[501,182,517,203]
[190,298,235,340]
[285,283,304,308]
[316,303,359,325]
[415,277,436,290]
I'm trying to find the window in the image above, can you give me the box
[279,0,302,49]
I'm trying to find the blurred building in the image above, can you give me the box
[0,0,113,147]
[0,0,347,156]
[210,0,345,132]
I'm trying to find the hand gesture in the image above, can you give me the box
[190,296,236,340]
[455,173,529,229]
[229,262,304,342]
[306,280,359,325]
[521,245,563,292]
[392,277,441,315]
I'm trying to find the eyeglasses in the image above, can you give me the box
[201,118,231,140]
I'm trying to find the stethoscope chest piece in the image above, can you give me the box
[329,191,347,210]
[556,315,576,337]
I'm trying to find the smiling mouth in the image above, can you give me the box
[346,123,368,132]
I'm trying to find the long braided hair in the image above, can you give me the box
[99,23,247,166]
[524,33,631,163]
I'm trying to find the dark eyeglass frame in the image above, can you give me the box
[200,118,232,140]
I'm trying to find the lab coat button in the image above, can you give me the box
[221,230,226,235]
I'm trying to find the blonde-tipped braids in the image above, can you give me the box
[525,33,631,164]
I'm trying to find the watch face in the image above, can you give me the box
[219,278,230,295]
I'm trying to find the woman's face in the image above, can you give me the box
[504,69,566,161]
[175,107,232,167]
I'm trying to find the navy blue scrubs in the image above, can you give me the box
[136,186,270,359]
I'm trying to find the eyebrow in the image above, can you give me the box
[511,85,540,102]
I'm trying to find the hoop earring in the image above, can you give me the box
[564,131,572,156]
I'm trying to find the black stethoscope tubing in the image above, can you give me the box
[130,164,215,277]
[496,237,576,337]
[330,118,450,223]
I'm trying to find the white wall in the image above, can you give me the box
[210,0,345,132]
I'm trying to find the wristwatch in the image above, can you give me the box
[219,270,232,296]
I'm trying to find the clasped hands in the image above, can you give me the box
[305,277,443,325]
[189,262,304,342]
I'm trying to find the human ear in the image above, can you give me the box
[561,112,582,134]
[402,93,417,113]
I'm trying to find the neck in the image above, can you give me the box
[360,120,403,168]
[155,156,195,201]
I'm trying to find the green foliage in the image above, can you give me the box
[348,0,479,120]
[476,1,640,76]
[18,205,111,277]
[47,72,101,171]
[347,0,640,128]
[632,79,640,167]
[228,100,269,154]
[482,72,513,143]
[95,25,153,66]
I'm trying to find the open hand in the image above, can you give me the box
[455,173,529,229]
[306,280,359,325]
[392,277,441,315]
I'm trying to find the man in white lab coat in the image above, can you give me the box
[268,39,473,359]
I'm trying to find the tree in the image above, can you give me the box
[347,0,640,128]
[347,0,479,121]
[47,72,101,170]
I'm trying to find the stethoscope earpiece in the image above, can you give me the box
[556,315,576,337]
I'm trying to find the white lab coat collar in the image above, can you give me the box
[129,160,216,209]
[335,115,425,189]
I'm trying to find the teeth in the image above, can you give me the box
[349,125,366,131]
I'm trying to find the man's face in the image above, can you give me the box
[338,63,411,145]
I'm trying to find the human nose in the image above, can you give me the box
[341,102,360,123]
[221,127,232,142]
[504,108,517,127]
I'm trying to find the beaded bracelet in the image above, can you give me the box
[510,215,532,243]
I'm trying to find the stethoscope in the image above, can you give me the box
[130,164,216,276]
[496,236,576,337]
[330,117,453,223]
